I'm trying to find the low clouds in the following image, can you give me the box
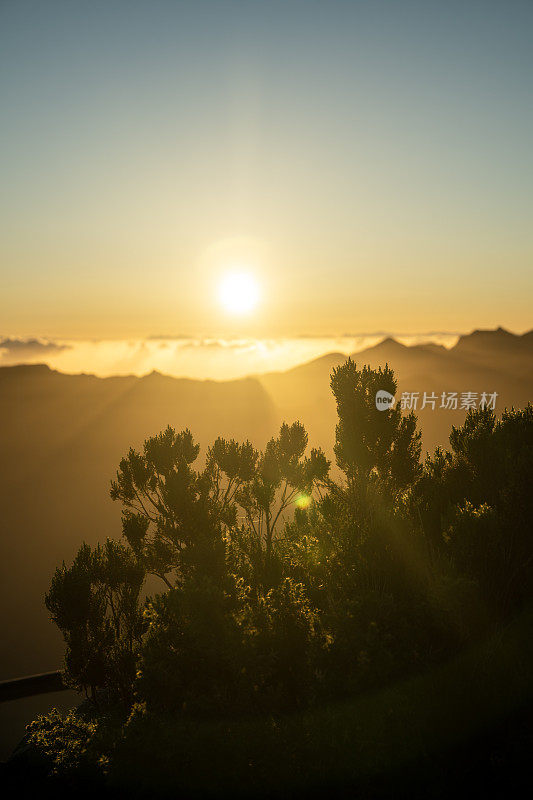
[0,334,458,380]
[0,337,70,363]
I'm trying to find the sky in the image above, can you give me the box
[1,0,532,340]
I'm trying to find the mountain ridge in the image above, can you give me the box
[0,325,531,731]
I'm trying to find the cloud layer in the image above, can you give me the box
[0,334,458,381]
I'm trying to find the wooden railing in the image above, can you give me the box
[0,671,67,703]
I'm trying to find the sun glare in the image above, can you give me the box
[218,272,260,315]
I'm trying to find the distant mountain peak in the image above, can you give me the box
[453,326,518,351]
[0,362,53,376]
[417,342,447,353]
[370,336,406,350]
[468,326,512,338]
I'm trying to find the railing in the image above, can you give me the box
[0,671,67,703]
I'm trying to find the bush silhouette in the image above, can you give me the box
[31,363,533,792]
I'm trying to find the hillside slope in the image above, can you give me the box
[0,328,531,755]
[259,328,533,452]
[0,366,276,682]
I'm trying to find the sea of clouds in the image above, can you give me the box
[0,334,459,381]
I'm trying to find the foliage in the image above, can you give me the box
[21,708,109,781]
[35,362,533,791]
[110,422,329,589]
[418,404,533,616]
[331,358,422,491]
[45,539,145,705]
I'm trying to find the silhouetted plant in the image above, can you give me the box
[232,422,329,583]
[110,423,328,589]
[46,540,145,706]
[331,358,422,493]
[40,364,533,788]
[419,404,533,616]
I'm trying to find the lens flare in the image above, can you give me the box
[295,492,312,510]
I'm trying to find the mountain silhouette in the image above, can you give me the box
[0,366,275,677]
[258,327,533,454]
[0,327,532,756]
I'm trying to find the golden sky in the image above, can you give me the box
[1,1,532,339]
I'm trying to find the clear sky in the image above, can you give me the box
[1,0,532,338]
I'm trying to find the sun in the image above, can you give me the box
[218,272,260,315]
